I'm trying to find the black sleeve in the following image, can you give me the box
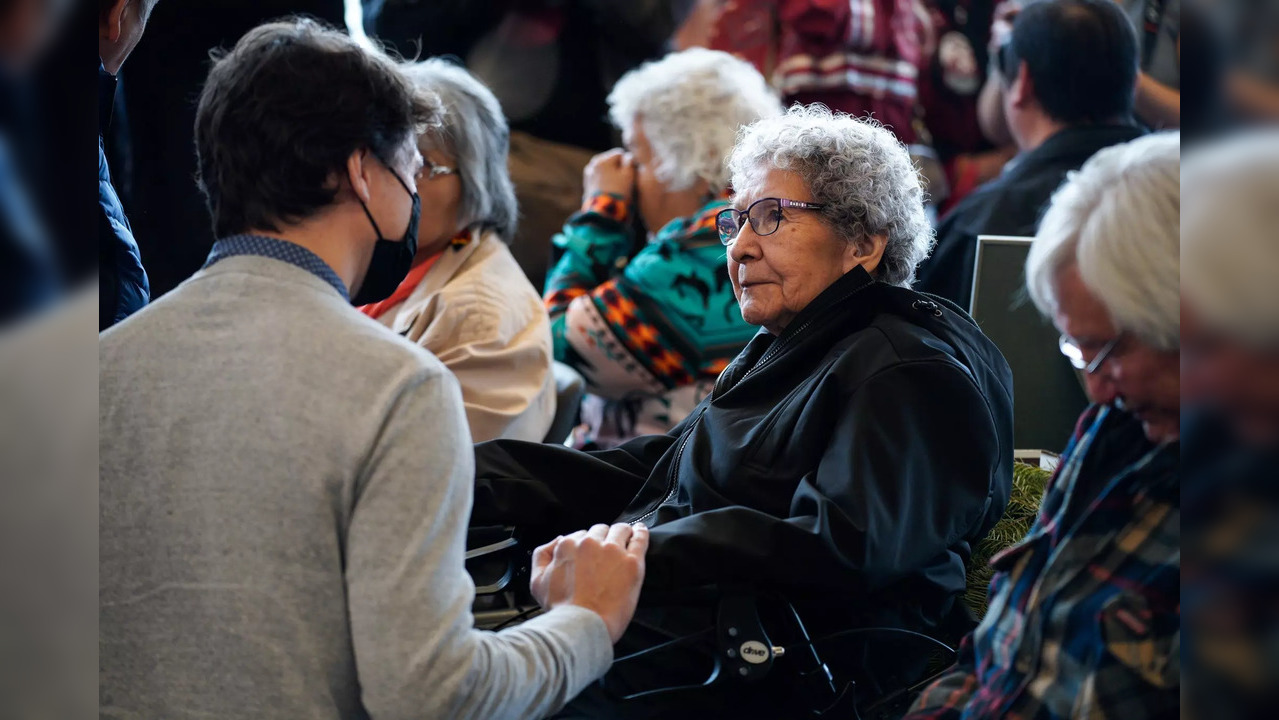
[471,432,678,544]
[642,361,1002,596]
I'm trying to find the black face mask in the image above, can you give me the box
[351,159,421,305]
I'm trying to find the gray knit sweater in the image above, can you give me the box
[99,256,612,720]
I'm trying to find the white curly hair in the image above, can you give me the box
[726,105,934,287]
[608,48,782,194]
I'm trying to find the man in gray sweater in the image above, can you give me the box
[99,19,647,720]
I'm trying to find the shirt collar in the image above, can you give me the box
[204,234,349,301]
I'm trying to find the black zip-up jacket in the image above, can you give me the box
[473,266,1014,671]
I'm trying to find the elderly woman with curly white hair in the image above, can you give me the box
[360,58,555,443]
[472,105,1015,717]
[543,48,782,447]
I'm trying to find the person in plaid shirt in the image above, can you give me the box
[907,132,1181,719]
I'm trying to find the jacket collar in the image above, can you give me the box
[411,226,486,299]
[1004,124,1145,180]
[773,264,878,341]
[715,266,879,395]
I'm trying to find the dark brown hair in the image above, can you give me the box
[194,18,440,237]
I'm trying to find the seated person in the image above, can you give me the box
[907,132,1181,719]
[543,48,781,447]
[99,20,646,719]
[360,58,555,443]
[915,0,1144,307]
[474,106,1015,716]
[1180,131,1279,719]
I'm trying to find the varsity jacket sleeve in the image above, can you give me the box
[545,192,739,399]
[641,359,1002,597]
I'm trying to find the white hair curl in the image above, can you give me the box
[726,104,934,287]
[608,48,782,193]
[1182,130,1279,347]
[1026,132,1180,350]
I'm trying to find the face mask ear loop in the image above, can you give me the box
[358,198,386,242]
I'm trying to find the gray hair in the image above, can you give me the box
[608,48,782,194]
[1182,130,1279,346]
[726,104,934,287]
[400,58,518,240]
[1026,132,1180,350]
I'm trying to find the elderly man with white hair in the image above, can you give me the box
[474,105,1014,717]
[907,131,1181,720]
[542,48,783,447]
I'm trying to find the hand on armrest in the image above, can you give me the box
[531,522,650,643]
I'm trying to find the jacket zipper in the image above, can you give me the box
[629,406,706,526]
[626,281,872,526]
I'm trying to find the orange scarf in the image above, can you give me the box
[358,252,442,320]
[359,231,474,320]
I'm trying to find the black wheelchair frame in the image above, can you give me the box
[465,526,958,719]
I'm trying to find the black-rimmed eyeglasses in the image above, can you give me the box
[715,197,825,246]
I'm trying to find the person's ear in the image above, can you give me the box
[1009,60,1033,109]
[100,0,129,43]
[346,149,373,204]
[843,233,888,277]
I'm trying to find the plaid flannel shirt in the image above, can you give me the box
[906,405,1180,720]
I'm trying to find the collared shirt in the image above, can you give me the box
[204,234,348,301]
[906,404,1180,720]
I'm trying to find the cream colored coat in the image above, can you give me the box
[370,228,556,442]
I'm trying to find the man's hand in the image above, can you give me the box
[582,149,635,203]
[529,523,649,644]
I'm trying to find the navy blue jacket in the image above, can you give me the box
[100,65,149,330]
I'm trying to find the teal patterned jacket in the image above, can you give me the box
[543,192,756,442]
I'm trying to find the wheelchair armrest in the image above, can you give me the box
[466,526,523,596]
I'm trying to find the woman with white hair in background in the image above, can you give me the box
[360,58,555,443]
[908,131,1181,720]
[473,105,1014,716]
[543,48,781,447]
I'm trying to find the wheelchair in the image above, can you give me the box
[466,525,960,720]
